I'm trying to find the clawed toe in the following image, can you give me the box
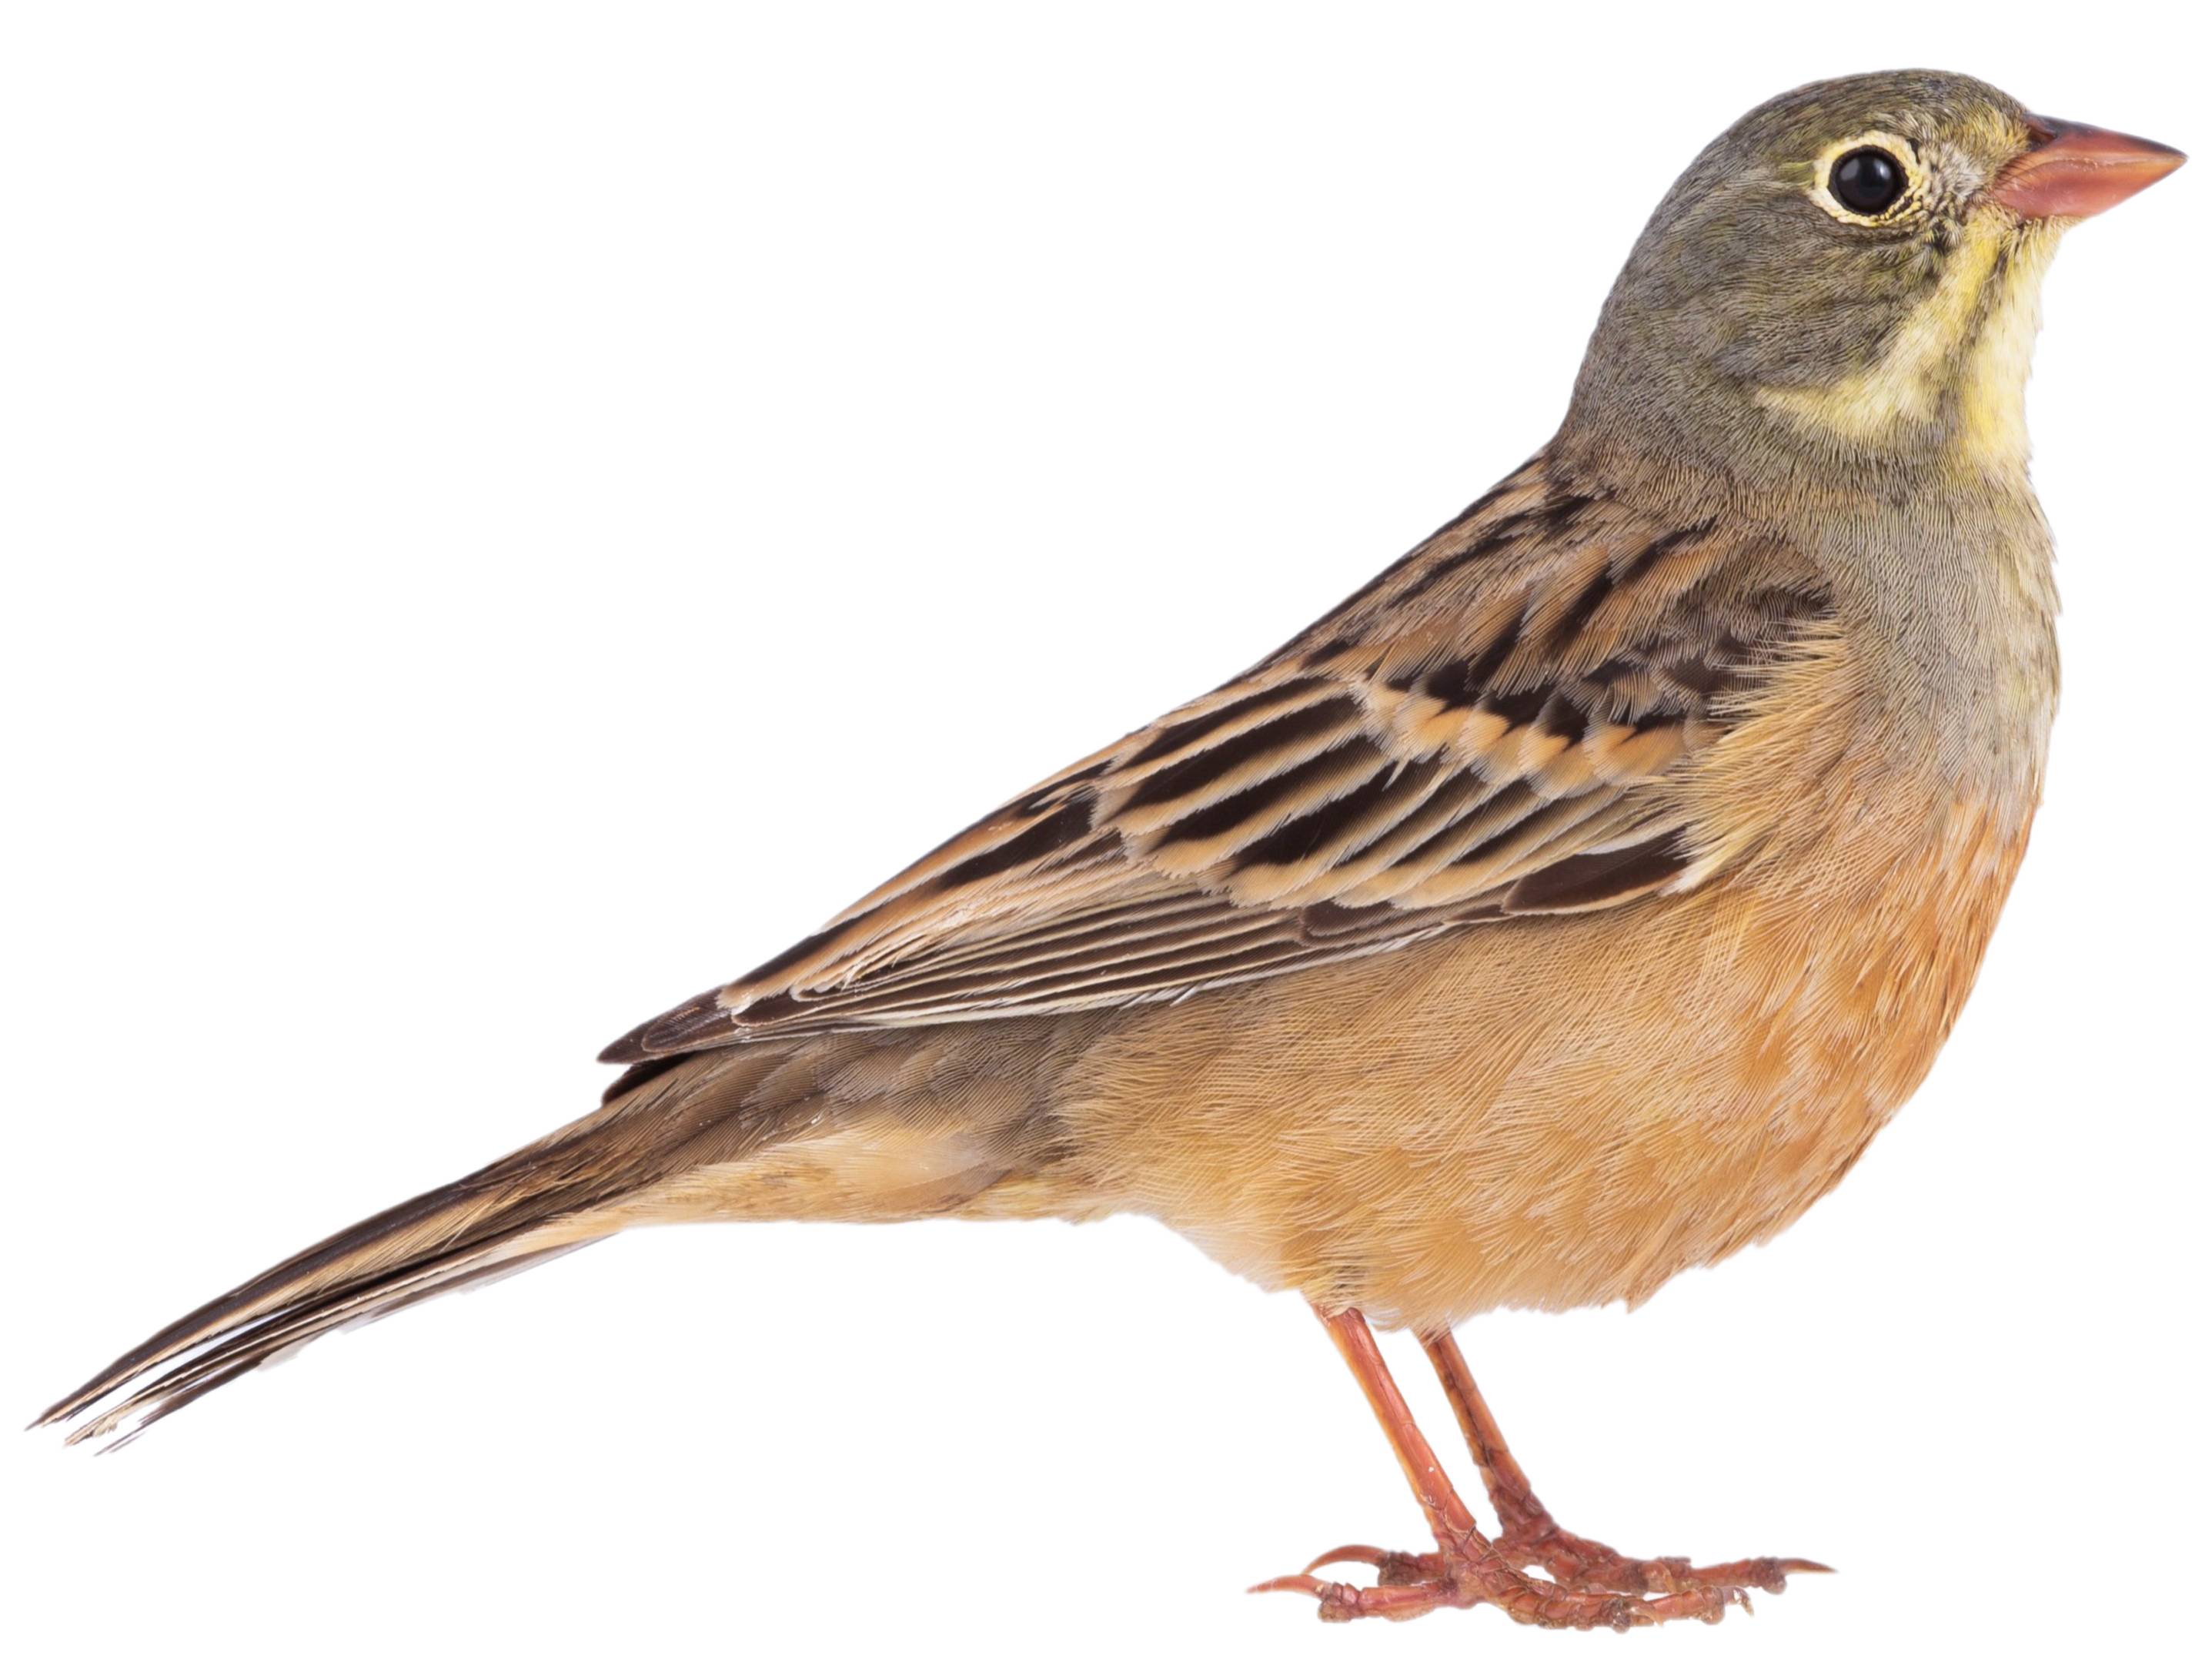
[1501,1527,1831,1597]
[1685,1556,1830,1595]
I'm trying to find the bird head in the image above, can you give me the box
[1561,69,2184,494]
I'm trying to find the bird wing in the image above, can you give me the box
[601,456,1833,1067]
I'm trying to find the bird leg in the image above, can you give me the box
[1415,1327,1828,1597]
[1251,1306,1749,1628]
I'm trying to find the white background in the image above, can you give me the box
[4,5,2204,1654]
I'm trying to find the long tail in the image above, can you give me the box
[34,1052,771,1449]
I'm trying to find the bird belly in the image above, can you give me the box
[1048,785,2033,1331]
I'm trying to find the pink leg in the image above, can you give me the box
[1251,1307,1753,1629]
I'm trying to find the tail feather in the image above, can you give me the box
[35,1052,769,1446]
[38,1185,523,1427]
[68,1239,596,1450]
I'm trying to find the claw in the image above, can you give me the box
[1300,1543,1445,1584]
[1302,1544,1391,1574]
[1682,1555,1832,1595]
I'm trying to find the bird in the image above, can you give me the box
[37,69,2184,1631]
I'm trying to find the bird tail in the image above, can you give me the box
[33,1058,754,1449]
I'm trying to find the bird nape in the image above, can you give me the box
[37,70,2184,1633]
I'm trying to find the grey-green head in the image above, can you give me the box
[1559,69,2183,493]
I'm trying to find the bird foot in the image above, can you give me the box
[1288,1527,1826,1600]
[1262,1311,1831,1629]
[1253,1529,1753,1629]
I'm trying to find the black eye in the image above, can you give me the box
[1829,147,1906,214]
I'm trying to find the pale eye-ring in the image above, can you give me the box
[1828,146,1906,214]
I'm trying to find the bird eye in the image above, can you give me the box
[1829,147,1906,215]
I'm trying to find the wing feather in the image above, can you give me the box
[600,454,1833,1071]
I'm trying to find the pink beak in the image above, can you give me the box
[1989,116,2186,219]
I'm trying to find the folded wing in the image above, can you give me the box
[603,457,1833,1069]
